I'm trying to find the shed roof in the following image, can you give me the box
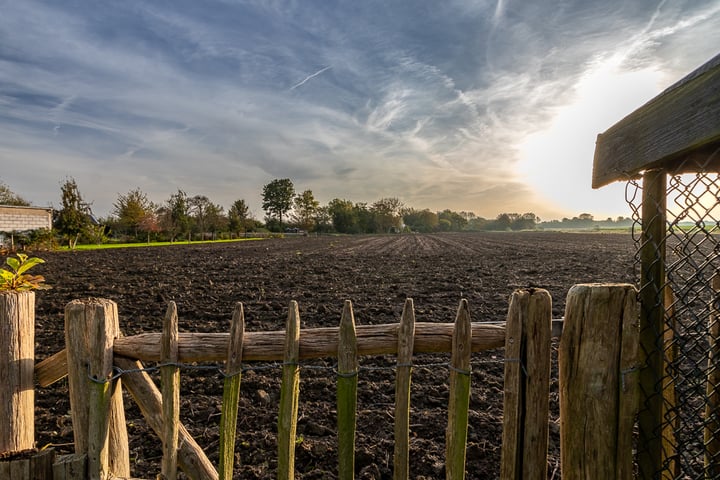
[592,53,720,188]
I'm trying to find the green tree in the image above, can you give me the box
[438,210,468,231]
[262,178,295,231]
[112,188,156,239]
[371,197,403,233]
[403,208,439,232]
[159,190,191,241]
[327,198,358,233]
[189,195,215,239]
[0,181,30,206]
[228,199,251,234]
[55,177,92,248]
[293,190,319,232]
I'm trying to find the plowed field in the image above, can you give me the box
[30,232,636,479]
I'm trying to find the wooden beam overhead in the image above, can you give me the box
[593,53,720,188]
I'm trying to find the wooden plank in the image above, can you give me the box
[0,291,35,454]
[277,301,301,480]
[705,275,720,477]
[218,303,245,480]
[337,300,358,480]
[500,290,524,480]
[114,356,218,480]
[617,285,640,480]
[65,298,130,480]
[393,298,415,480]
[521,289,551,480]
[593,53,720,188]
[499,289,552,480]
[559,284,638,480]
[445,299,472,480]
[161,302,180,480]
[53,454,88,480]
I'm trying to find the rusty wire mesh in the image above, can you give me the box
[627,147,720,479]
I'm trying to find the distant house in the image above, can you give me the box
[0,205,53,247]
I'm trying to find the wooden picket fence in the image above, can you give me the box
[1,284,639,479]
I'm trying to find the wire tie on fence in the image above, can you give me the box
[449,364,472,376]
[336,370,359,378]
[396,362,413,368]
[505,358,529,378]
[620,365,639,391]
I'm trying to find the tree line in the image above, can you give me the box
[0,178,631,248]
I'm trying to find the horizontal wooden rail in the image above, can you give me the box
[36,320,564,387]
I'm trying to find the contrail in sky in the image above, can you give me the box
[290,65,332,90]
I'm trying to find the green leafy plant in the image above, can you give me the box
[0,253,50,291]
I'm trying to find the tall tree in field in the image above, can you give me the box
[293,189,319,232]
[262,178,295,231]
[0,180,30,206]
[228,199,251,234]
[159,190,191,241]
[112,188,156,239]
[371,197,404,233]
[189,195,214,238]
[55,177,93,248]
[327,198,358,233]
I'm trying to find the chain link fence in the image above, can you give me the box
[626,147,720,479]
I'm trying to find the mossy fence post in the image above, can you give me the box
[559,284,639,480]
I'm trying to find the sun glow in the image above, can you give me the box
[517,58,667,218]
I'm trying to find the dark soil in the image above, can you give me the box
[28,232,637,479]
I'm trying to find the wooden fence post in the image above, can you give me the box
[705,275,720,477]
[0,291,35,455]
[446,299,472,480]
[161,302,180,480]
[278,300,301,480]
[219,302,245,480]
[559,284,639,480]
[65,298,130,479]
[394,298,415,480]
[499,288,552,480]
[337,300,358,480]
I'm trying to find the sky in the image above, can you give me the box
[1,0,719,221]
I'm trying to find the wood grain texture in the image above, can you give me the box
[0,291,35,454]
[559,284,638,480]
[218,303,245,480]
[337,300,358,480]
[277,301,301,480]
[446,299,472,480]
[114,356,218,480]
[593,53,720,187]
[499,289,552,480]
[160,302,180,480]
[393,298,415,480]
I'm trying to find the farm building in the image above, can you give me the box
[0,204,53,246]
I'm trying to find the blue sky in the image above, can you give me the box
[1,0,719,220]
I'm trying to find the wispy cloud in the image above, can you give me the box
[290,66,332,90]
[1,0,719,219]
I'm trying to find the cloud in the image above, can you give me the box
[1,0,719,220]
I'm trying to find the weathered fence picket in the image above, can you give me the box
[218,303,245,480]
[559,284,639,480]
[277,301,301,480]
[446,299,473,480]
[65,299,129,479]
[160,302,180,480]
[500,288,552,480]
[337,300,358,480]
[393,298,415,480]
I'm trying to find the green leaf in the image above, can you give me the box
[0,269,14,281]
[15,256,45,276]
[6,257,19,272]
